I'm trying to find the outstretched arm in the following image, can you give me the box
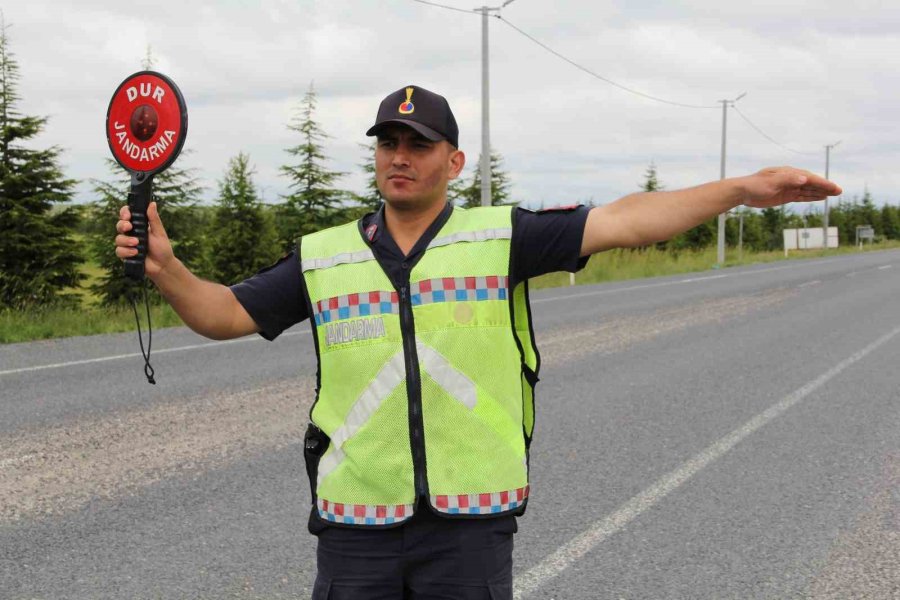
[116,201,261,340]
[581,166,842,256]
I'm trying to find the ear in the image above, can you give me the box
[448,148,466,180]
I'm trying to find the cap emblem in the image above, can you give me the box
[398,87,415,115]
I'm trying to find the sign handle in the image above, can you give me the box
[124,172,154,281]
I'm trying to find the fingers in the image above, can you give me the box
[764,167,842,199]
[147,201,168,238]
[117,205,132,234]
[115,234,140,258]
[795,171,842,196]
[786,168,841,196]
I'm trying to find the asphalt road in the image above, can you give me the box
[2,249,899,599]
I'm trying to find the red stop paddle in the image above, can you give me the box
[106,71,188,280]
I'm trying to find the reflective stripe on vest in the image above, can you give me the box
[315,342,476,484]
[426,227,512,250]
[300,248,375,272]
[310,277,509,326]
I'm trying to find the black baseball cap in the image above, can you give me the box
[366,85,459,148]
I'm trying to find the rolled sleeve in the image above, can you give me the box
[229,251,308,340]
[511,205,591,282]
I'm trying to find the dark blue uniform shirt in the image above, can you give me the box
[231,203,590,341]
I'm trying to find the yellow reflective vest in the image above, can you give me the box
[301,206,539,526]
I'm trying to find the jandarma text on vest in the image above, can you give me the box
[325,317,387,346]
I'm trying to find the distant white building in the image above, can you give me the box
[783,227,839,254]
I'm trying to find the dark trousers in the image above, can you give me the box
[312,508,516,599]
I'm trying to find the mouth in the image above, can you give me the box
[388,174,414,182]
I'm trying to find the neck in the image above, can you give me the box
[384,197,447,256]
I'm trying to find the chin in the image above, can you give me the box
[382,190,445,212]
[383,196,422,211]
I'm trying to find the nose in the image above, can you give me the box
[391,143,411,168]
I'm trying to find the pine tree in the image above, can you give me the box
[761,207,787,250]
[641,161,664,192]
[458,152,512,208]
[670,218,716,251]
[141,45,155,71]
[447,174,466,205]
[639,161,668,250]
[881,204,900,240]
[208,153,280,285]
[277,84,347,249]
[87,154,205,306]
[859,187,880,236]
[0,20,82,309]
[355,140,382,211]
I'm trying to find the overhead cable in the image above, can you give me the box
[497,16,719,110]
[411,0,477,15]
[731,105,818,156]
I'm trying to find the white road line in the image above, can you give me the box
[532,257,833,305]
[843,263,895,277]
[0,330,308,377]
[532,274,728,304]
[513,323,900,599]
[532,255,861,305]
[0,254,884,376]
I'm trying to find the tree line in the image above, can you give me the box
[2,26,898,311]
[0,26,513,310]
[637,162,900,253]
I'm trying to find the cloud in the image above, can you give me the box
[3,0,897,209]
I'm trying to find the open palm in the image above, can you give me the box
[743,167,842,209]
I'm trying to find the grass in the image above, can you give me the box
[3,240,899,344]
[531,240,900,290]
[0,240,185,344]
[0,303,184,344]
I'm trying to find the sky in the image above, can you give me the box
[4,0,898,211]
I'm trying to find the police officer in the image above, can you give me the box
[115,85,841,599]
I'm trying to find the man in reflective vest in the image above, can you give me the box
[115,85,841,599]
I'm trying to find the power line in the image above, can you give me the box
[731,104,817,156]
[410,1,716,110]
[410,1,824,160]
[496,16,718,110]
[410,0,477,15]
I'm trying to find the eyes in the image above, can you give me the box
[377,139,433,151]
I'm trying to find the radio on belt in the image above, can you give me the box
[105,70,187,280]
[105,71,188,384]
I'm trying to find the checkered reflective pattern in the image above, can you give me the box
[317,498,415,525]
[410,276,508,306]
[431,485,529,515]
[312,276,509,326]
[313,291,400,326]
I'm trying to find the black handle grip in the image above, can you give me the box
[124,174,153,281]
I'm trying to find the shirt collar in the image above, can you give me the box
[364,201,453,248]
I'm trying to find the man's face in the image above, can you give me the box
[374,124,465,210]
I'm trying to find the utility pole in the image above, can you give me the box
[716,92,746,266]
[823,140,841,250]
[475,0,518,206]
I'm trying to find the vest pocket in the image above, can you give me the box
[304,422,331,504]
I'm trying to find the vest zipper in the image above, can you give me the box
[399,284,428,501]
